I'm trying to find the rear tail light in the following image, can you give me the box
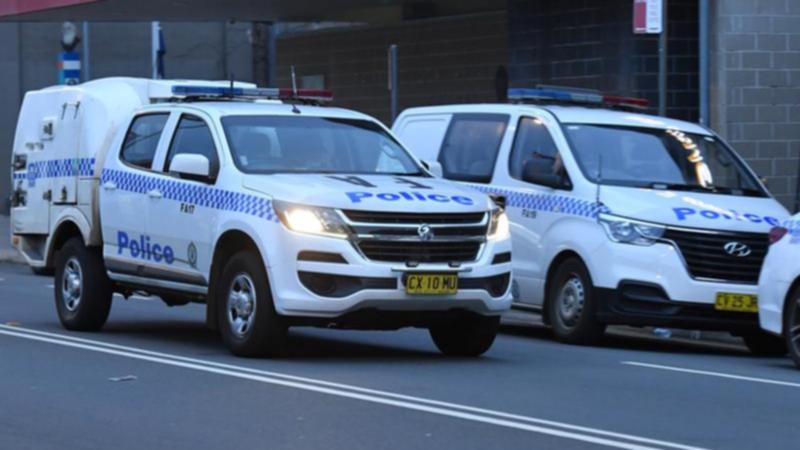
[768,226,788,245]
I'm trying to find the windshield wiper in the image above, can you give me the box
[648,182,764,196]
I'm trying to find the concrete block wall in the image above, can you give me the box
[711,0,800,211]
[275,12,509,124]
[508,0,699,122]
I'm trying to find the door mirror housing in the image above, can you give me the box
[521,164,570,190]
[170,154,212,182]
[421,160,443,178]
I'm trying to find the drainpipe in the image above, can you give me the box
[698,0,710,126]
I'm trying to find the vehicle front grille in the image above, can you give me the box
[343,210,487,264]
[358,241,482,263]
[662,228,769,284]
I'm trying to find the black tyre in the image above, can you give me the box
[784,286,800,367]
[547,257,606,345]
[31,266,54,276]
[216,250,287,357]
[54,237,113,331]
[742,331,787,356]
[429,315,500,357]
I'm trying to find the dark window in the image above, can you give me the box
[509,117,564,182]
[120,114,169,170]
[438,113,508,183]
[165,115,220,178]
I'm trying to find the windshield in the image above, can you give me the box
[563,124,766,197]
[222,116,423,175]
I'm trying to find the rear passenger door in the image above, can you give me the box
[145,113,221,286]
[101,112,171,272]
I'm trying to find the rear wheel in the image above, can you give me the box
[547,257,606,345]
[429,315,500,357]
[54,237,113,331]
[784,286,800,367]
[741,331,787,356]
[216,250,287,357]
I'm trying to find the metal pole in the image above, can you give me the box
[698,0,710,125]
[658,0,668,116]
[82,22,90,81]
[388,44,398,123]
[151,21,159,79]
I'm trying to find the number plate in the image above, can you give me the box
[405,274,458,295]
[715,292,758,313]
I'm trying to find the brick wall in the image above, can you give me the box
[275,12,509,124]
[711,0,800,210]
[508,0,699,122]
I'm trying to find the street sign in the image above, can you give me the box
[633,0,663,34]
[58,52,81,85]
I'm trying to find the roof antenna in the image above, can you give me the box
[290,65,301,114]
[228,73,235,99]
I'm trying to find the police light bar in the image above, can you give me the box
[508,86,648,110]
[170,85,334,103]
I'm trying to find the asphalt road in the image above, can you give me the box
[1,262,798,450]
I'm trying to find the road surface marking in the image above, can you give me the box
[0,325,705,450]
[622,361,800,388]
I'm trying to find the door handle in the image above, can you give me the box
[102,181,117,191]
[147,189,163,199]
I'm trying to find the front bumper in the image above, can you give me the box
[264,230,513,319]
[586,241,760,331]
[595,282,759,332]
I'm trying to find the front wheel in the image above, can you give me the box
[741,331,787,356]
[547,257,606,345]
[784,286,800,367]
[54,237,113,331]
[429,315,500,357]
[216,250,288,357]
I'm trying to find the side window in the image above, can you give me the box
[165,115,220,179]
[509,117,564,183]
[437,113,509,183]
[120,114,169,170]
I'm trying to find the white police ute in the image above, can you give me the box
[393,86,790,354]
[9,77,512,357]
[758,215,800,365]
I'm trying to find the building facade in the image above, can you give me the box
[2,0,799,211]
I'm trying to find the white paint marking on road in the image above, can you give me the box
[0,330,702,450]
[45,284,54,289]
[623,361,800,388]
[0,325,706,450]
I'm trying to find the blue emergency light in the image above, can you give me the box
[508,86,648,110]
[171,85,333,103]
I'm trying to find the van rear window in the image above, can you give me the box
[438,113,509,183]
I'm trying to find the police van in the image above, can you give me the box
[9,77,512,357]
[758,215,800,365]
[393,86,790,354]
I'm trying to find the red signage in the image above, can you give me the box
[633,0,663,34]
[0,0,100,18]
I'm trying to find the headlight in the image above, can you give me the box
[488,209,510,240]
[599,214,664,246]
[274,201,350,238]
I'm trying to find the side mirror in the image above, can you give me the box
[521,163,568,190]
[170,154,211,182]
[421,160,443,178]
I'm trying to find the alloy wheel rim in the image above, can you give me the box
[557,275,585,327]
[790,297,800,357]
[62,257,83,312]
[227,273,257,338]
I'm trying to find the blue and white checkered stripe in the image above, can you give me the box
[17,157,96,187]
[469,184,609,219]
[102,169,279,222]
